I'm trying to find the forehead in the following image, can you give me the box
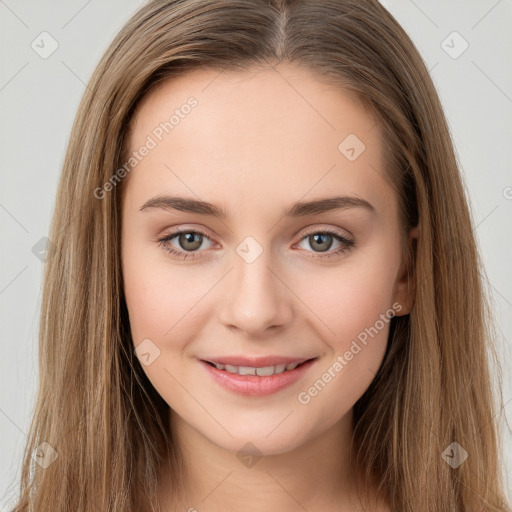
[131,64,377,146]
[124,64,394,216]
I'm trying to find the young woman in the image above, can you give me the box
[12,0,511,511]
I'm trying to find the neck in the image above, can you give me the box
[156,408,384,512]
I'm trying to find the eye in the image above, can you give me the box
[156,226,355,260]
[295,227,355,260]
[156,228,215,260]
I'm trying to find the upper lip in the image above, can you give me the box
[201,355,317,367]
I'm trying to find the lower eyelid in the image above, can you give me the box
[158,229,353,257]
[295,233,354,255]
[162,230,215,250]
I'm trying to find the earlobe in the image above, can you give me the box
[392,225,419,316]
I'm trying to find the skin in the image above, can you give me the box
[121,63,418,512]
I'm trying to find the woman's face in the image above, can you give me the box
[121,64,415,455]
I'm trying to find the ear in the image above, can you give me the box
[392,225,419,316]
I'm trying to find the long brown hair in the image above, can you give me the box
[12,1,510,510]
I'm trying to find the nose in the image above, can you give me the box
[218,250,293,337]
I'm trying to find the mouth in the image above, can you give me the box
[199,357,318,397]
[202,358,317,377]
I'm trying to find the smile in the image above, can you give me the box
[200,358,318,397]
[204,360,310,376]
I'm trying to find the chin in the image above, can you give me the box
[204,424,310,458]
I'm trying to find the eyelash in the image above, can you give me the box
[156,227,355,261]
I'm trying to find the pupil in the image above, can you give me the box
[311,233,332,252]
[180,232,202,251]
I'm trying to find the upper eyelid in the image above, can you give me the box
[300,224,353,240]
[159,224,353,246]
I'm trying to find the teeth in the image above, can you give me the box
[213,361,303,376]
[238,366,256,376]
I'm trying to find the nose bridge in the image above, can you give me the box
[218,236,292,335]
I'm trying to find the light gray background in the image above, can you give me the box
[1,0,511,508]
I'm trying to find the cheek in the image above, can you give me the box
[122,249,197,344]
[121,235,224,375]
[295,250,398,347]
[291,251,398,408]
[121,244,208,409]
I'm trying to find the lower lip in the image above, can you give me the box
[200,359,317,397]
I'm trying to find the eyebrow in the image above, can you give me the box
[139,195,375,219]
